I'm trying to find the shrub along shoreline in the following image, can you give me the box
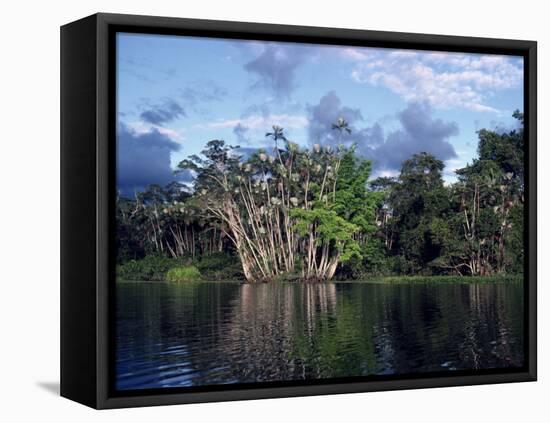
[116,254,522,284]
[357,275,523,284]
[116,253,243,282]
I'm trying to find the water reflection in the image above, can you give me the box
[116,281,524,390]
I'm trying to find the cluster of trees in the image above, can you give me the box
[117,112,524,282]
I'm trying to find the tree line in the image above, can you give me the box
[117,112,524,282]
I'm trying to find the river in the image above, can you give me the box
[115,280,524,390]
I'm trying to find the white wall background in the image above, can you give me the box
[1,0,546,421]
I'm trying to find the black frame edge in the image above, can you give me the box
[526,42,537,381]
[97,12,112,411]
[60,14,99,409]
[95,12,536,50]
[99,371,536,409]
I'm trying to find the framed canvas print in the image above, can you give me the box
[60,13,537,409]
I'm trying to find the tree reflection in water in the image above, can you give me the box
[116,281,524,390]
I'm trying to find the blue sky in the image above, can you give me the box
[116,32,524,197]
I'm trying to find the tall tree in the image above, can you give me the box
[390,152,450,273]
[445,111,525,275]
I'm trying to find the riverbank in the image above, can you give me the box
[117,275,523,284]
[349,275,523,284]
[117,254,523,284]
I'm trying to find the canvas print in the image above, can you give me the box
[115,33,525,391]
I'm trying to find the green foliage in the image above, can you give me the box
[116,255,191,281]
[432,113,524,276]
[165,265,202,283]
[291,207,360,263]
[388,152,450,272]
[332,148,375,230]
[370,275,523,284]
[477,124,523,181]
[196,252,244,280]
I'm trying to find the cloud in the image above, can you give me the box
[347,49,523,113]
[233,123,251,145]
[244,43,309,99]
[117,123,191,197]
[443,157,469,182]
[125,120,184,143]
[221,113,308,147]
[137,83,227,126]
[340,47,377,62]
[371,102,458,171]
[307,91,364,145]
[307,92,458,175]
[140,98,185,125]
[207,114,308,131]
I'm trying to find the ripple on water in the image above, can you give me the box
[115,281,524,390]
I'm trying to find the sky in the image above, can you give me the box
[116,32,524,197]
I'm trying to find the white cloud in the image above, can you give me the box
[388,50,419,59]
[124,121,184,143]
[445,157,467,170]
[371,168,399,179]
[348,49,523,113]
[340,47,375,61]
[207,114,309,130]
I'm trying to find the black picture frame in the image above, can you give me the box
[60,12,537,409]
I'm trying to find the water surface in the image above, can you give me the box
[116,281,524,390]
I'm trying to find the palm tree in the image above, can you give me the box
[265,125,288,161]
[331,117,352,135]
[327,117,351,202]
[265,125,287,142]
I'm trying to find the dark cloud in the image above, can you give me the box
[307,91,364,145]
[233,123,251,145]
[117,124,192,198]
[372,102,458,171]
[140,98,185,125]
[307,92,458,174]
[138,84,226,125]
[244,44,309,99]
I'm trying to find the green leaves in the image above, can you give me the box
[291,207,360,262]
[387,152,450,271]
[165,265,202,282]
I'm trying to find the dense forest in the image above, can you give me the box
[116,112,524,282]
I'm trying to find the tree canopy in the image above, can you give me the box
[117,112,525,281]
